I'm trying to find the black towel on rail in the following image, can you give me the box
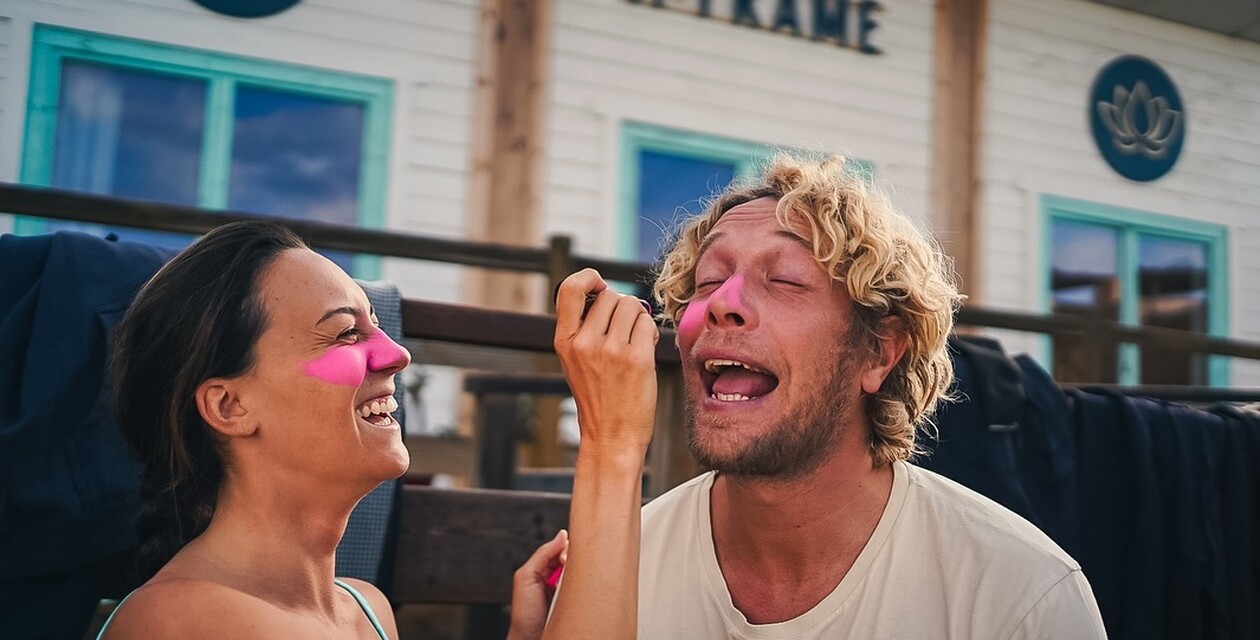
[917,337,1040,528]
[1067,388,1163,640]
[1014,354,1082,559]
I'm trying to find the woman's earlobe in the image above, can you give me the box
[196,379,256,437]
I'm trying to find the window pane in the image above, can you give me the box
[636,151,737,265]
[1051,220,1120,382]
[229,86,364,272]
[1139,235,1209,385]
[47,60,206,249]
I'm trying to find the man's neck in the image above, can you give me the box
[709,436,895,624]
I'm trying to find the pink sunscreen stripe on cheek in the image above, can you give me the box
[678,298,708,334]
[302,329,408,387]
[679,275,746,334]
[304,344,368,387]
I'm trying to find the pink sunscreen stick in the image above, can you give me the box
[545,565,564,590]
[303,328,409,387]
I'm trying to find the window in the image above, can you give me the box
[17,25,392,276]
[619,122,873,266]
[1043,195,1227,385]
[619,123,763,266]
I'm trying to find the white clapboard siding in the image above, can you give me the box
[981,0,1260,384]
[0,0,480,306]
[0,0,481,432]
[541,0,935,259]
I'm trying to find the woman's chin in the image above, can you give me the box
[371,440,410,482]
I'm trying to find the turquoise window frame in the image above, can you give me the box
[1039,194,1229,386]
[17,24,393,278]
[617,121,873,262]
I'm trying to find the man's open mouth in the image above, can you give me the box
[701,359,780,402]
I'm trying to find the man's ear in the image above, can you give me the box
[861,317,909,395]
[196,378,256,437]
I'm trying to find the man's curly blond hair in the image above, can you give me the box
[653,153,962,466]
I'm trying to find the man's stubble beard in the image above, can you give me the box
[684,353,859,482]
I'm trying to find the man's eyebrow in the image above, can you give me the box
[774,229,813,252]
[696,231,727,259]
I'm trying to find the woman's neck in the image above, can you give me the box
[173,475,357,613]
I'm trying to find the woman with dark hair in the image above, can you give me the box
[97,221,658,639]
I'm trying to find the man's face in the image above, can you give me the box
[675,197,870,479]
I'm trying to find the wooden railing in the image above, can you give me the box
[5,180,1260,397]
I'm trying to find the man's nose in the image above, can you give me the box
[366,329,412,376]
[705,275,756,330]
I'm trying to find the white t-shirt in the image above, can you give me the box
[637,460,1107,639]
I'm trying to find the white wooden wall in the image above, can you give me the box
[0,0,481,433]
[982,0,1260,383]
[0,0,480,305]
[540,0,937,258]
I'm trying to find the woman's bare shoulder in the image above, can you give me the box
[101,577,285,640]
[336,577,398,640]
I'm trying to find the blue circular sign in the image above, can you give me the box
[193,0,301,18]
[1089,56,1185,182]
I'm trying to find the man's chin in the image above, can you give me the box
[685,414,842,480]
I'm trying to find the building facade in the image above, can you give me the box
[2,0,1258,419]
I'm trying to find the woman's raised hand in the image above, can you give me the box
[552,269,659,457]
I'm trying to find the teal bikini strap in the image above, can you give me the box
[334,579,389,640]
[94,590,139,640]
[97,581,387,640]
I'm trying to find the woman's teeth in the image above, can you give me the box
[357,396,399,419]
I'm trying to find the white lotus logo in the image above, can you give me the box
[1096,80,1182,159]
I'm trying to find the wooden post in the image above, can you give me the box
[647,365,700,497]
[529,235,574,469]
[546,235,575,312]
[476,393,520,490]
[931,0,988,304]
[465,0,554,312]
[1083,311,1109,384]
[465,0,554,488]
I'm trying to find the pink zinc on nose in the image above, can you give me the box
[303,328,410,387]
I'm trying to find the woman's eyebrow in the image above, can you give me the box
[316,306,360,325]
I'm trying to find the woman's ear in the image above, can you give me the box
[861,317,909,395]
[196,378,256,437]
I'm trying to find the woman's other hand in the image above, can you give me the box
[507,529,568,640]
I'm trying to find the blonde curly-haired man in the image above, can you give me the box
[638,154,1107,639]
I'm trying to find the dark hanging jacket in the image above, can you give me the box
[0,231,171,578]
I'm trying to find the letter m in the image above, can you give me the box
[812,0,849,45]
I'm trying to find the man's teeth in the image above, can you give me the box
[703,359,765,374]
[711,392,752,402]
[357,396,399,418]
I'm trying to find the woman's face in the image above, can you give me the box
[233,248,411,488]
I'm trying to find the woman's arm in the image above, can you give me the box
[529,269,658,640]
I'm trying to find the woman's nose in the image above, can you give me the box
[366,329,411,376]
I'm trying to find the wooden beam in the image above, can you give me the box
[931,0,989,304]
[401,299,682,364]
[0,183,659,286]
[0,183,552,273]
